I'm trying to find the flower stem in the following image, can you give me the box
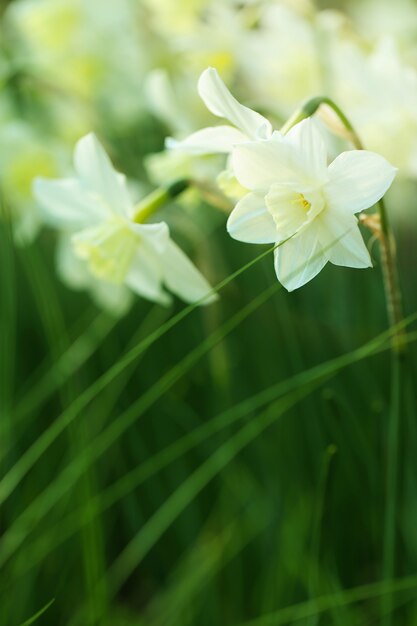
[382,353,402,626]
[377,199,406,355]
[282,96,407,626]
[133,179,189,223]
[280,96,363,149]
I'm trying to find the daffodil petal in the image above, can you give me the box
[198,67,272,140]
[130,221,170,253]
[285,118,328,182]
[89,281,133,317]
[274,223,327,291]
[166,126,248,155]
[56,234,93,288]
[56,235,133,316]
[74,133,132,216]
[325,150,397,214]
[125,245,172,306]
[34,177,106,229]
[162,239,218,305]
[227,192,276,243]
[231,138,297,191]
[319,212,372,268]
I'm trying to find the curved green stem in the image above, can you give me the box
[280,96,363,149]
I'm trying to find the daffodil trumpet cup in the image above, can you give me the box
[281,95,406,358]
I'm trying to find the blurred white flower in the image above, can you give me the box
[330,38,417,177]
[142,0,208,37]
[166,67,272,155]
[239,3,323,119]
[33,133,217,308]
[0,122,66,245]
[56,234,133,316]
[5,0,146,123]
[227,119,396,290]
[349,0,417,55]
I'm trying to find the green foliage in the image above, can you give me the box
[1,208,417,625]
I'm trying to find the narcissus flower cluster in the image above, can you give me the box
[34,67,398,304]
[170,68,397,291]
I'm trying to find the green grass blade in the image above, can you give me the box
[17,599,55,626]
[0,244,277,508]
[234,574,417,626]
[6,325,417,584]
[0,282,280,568]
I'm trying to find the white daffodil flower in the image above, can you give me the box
[227,118,397,291]
[33,133,217,308]
[166,67,273,155]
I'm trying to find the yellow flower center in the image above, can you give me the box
[292,194,311,211]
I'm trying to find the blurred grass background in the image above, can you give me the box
[1,0,417,625]
[2,208,417,625]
